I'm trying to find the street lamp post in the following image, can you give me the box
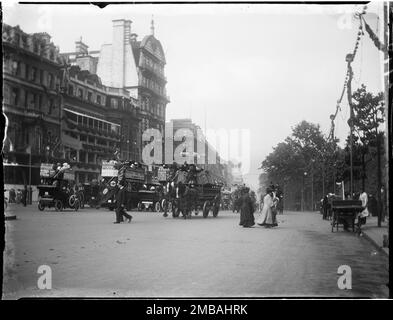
[311,159,314,211]
[302,171,307,211]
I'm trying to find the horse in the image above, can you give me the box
[162,181,176,217]
[182,185,199,219]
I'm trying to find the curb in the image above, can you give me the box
[361,230,389,257]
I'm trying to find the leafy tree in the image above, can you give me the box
[351,84,385,226]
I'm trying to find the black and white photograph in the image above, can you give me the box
[1,0,391,301]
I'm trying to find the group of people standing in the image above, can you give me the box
[238,185,280,228]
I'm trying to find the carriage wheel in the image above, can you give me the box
[173,205,180,218]
[79,196,85,209]
[55,200,63,212]
[161,199,167,211]
[212,206,219,217]
[137,202,143,211]
[168,201,173,213]
[74,200,80,212]
[69,195,76,208]
[203,201,210,218]
[155,202,161,212]
[38,201,45,211]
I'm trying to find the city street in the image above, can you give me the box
[3,205,389,298]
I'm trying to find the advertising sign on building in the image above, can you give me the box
[157,167,169,182]
[101,161,119,177]
[40,163,55,177]
[63,169,75,181]
[124,168,145,181]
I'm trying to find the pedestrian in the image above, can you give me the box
[381,185,387,221]
[322,194,329,220]
[357,190,369,227]
[238,187,255,228]
[114,180,132,224]
[257,187,278,228]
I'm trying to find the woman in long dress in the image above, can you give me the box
[238,187,255,228]
[257,187,278,228]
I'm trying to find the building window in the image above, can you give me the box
[87,91,92,102]
[68,85,74,95]
[38,94,42,110]
[27,92,35,109]
[11,88,19,106]
[30,67,37,82]
[88,118,93,128]
[48,98,54,115]
[50,51,55,60]
[24,64,29,79]
[111,98,118,109]
[78,88,83,99]
[12,60,21,76]
[39,70,43,84]
[96,95,101,104]
[48,73,54,89]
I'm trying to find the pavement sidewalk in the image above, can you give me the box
[361,215,389,257]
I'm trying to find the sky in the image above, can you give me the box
[3,1,386,190]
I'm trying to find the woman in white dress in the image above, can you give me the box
[257,187,278,228]
[358,191,369,226]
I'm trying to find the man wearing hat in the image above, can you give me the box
[114,180,132,223]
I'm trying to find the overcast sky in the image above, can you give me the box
[3,1,386,190]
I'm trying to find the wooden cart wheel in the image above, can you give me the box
[74,199,80,212]
[55,200,63,212]
[161,199,167,212]
[155,202,161,212]
[203,201,210,218]
[212,206,219,217]
[38,201,45,211]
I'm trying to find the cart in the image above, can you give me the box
[331,199,363,232]
[136,183,162,212]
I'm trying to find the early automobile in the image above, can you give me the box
[37,163,80,212]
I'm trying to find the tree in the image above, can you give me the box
[260,121,333,210]
[352,84,385,226]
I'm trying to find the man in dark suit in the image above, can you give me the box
[114,180,132,223]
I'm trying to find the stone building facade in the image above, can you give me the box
[3,23,142,188]
[2,24,63,186]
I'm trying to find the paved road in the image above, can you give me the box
[3,205,389,298]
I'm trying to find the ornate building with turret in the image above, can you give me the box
[96,19,169,149]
